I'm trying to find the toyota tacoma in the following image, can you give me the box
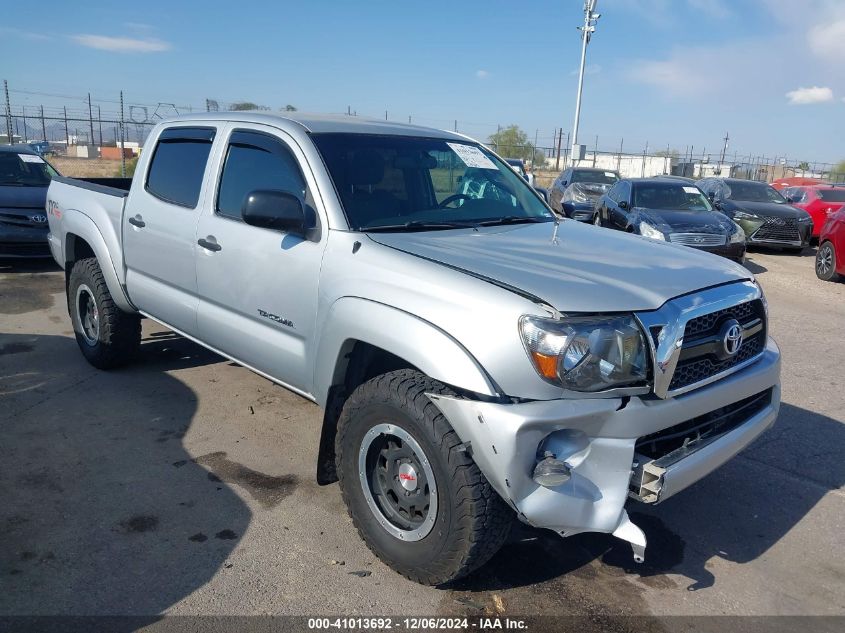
[46,112,781,585]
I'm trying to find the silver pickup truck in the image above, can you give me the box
[46,112,780,585]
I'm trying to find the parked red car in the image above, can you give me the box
[770,177,825,191]
[782,185,845,238]
[815,208,845,282]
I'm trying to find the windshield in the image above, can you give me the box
[0,152,58,187]
[726,181,785,203]
[312,134,552,231]
[818,188,845,202]
[571,169,619,185]
[633,183,713,211]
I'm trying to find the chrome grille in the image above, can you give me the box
[752,217,800,242]
[668,299,767,392]
[669,232,727,247]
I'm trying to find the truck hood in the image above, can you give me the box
[367,220,752,312]
[0,185,48,209]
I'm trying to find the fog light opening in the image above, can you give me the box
[532,452,572,488]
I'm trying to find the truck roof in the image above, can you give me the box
[0,144,39,155]
[157,111,467,140]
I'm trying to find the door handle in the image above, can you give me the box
[197,237,222,252]
[128,215,145,228]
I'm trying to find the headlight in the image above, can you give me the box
[733,210,761,222]
[797,214,813,223]
[729,221,746,243]
[520,315,649,392]
[639,222,665,241]
[562,188,588,204]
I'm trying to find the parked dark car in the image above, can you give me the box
[549,167,620,221]
[696,177,812,252]
[0,144,60,258]
[594,178,746,262]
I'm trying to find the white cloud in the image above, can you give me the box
[475,69,490,79]
[0,27,51,41]
[785,86,834,105]
[808,19,845,62]
[627,59,702,95]
[687,0,731,18]
[71,34,171,53]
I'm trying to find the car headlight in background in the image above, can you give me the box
[797,214,813,223]
[733,210,762,222]
[639,222,665,241]
[520,315,648,392]
[729,221,746,243]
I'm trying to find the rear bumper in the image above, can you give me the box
[428,338,780,537]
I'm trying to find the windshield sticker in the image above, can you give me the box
[604,172,616,178]
[682,186,700,194]
[447,143,497,169]
[19,154,45,163]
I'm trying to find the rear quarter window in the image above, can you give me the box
[818,188,845,202]
[145,127,215,208]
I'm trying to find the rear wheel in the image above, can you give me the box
[68,258,141,368]
[815,241,840,282]
[336,370,511,585]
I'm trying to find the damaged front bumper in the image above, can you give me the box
[429,338,780,562]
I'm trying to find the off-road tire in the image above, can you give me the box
[68,257,141,369]
[336,369,511,585]
[815,241,840,282]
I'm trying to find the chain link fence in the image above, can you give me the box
[3,81,843,184]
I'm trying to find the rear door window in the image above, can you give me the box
[818,188,845,202]
[145,127,215,208]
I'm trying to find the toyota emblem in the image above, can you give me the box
[722,321,743,357]
[30,214,48,224]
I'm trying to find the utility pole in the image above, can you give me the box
[571,0,601,154]
[120,90,126,177]
[40,105,46,142]
[617,138,623,172]
[555,128,563,170]
[88,93,95,148]
[63,106,70,147]
[4,80,13,144]
[97,105,103,146]
[22,105,28,142]
[718,131,729,175]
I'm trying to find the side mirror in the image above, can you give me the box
[242,189,309,236]
[707,191,716,202]
[618,200,629,210]
[785,196,795,204]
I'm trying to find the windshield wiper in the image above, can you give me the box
[361,220,480,232]
[475,216,553,227]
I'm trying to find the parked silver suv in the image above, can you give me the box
[46,112,781,584]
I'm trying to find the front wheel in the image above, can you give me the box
[336,370,511,585]
[816,241,840,282]
[68,257,141,369]
[593,212,602,227]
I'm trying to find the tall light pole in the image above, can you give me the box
[571,0,601,157]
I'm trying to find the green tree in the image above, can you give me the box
[834,160,845,179]
[487,125,543,166]
[797,161,810,171]
[282,104,297,112]
[230,102,270,111]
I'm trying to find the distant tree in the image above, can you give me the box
[488,125,544,166]
[230,102,270,111]
[655,148,680,159]
[797,161,810,171]
[283,104,297,112]
[834,160,845,179]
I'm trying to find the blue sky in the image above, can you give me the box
[2,0,844,163]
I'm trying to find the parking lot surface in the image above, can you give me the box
[1,250,843,622]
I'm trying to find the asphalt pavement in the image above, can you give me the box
[1,250,843,625]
